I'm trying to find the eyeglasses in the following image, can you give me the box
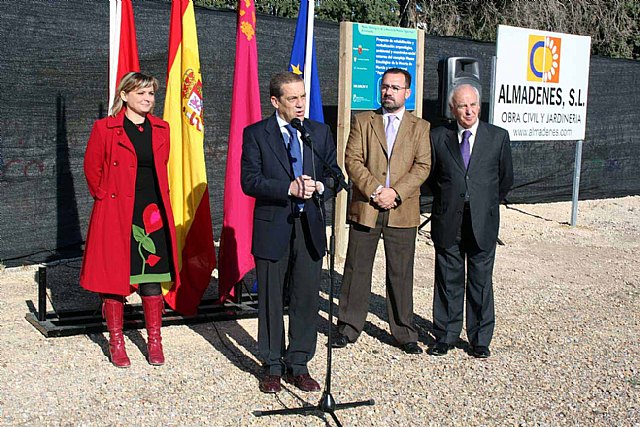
[380,84,407,93]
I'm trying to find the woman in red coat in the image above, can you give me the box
[80,72,180,368]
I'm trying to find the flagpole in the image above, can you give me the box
[303,0,314,118]
[108,0,121,113]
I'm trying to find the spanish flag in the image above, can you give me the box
[163,0,215,315]
[217,0,262,302]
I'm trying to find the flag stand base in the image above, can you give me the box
[25,266,259,338]
[253,392,374,426]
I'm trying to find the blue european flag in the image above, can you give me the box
[289,0,324,123]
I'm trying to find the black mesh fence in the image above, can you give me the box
[1,0,639,266]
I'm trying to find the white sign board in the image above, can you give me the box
[491,25,591,141]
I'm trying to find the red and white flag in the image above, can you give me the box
[108,0,140,113]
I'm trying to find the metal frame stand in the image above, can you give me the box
[25,267,259,338]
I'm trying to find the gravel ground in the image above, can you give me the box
[1,196,639,426]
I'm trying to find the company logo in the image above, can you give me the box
[182,68,203,132]
[527,35,561,83]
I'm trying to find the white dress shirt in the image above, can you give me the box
[276,112,324,196]
[456,119,480,154]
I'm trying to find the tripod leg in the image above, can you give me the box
[253,405,318,417]
[328,411,343,427]
[333,399,376,411]
[418,215,431,230]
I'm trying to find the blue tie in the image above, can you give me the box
[285,124,304,211]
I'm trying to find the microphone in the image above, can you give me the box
[289,118,312,144]
[291,118,350,194]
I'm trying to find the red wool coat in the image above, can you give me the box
[80,111,181,296]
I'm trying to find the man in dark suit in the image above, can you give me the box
[241,72,340,393]
[427,83,513,358]
[333,68,431,354]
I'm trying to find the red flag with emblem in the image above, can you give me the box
[217,0,262,302]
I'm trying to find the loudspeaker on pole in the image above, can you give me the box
[438,57,482,120]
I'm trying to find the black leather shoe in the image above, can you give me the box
[399,342,423,354]
[428,342,452,356]
[331,333,351,349]
[471,346,491,358]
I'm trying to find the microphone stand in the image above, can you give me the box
[254,125,375,426]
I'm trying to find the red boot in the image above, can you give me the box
[142,295,165,366]
[102,297,131,368]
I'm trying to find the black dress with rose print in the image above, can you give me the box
[124,116,173,284]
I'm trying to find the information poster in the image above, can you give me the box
[351,23,417,110]
[492,25,591,141]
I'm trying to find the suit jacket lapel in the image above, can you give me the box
[371,109,387,155]
[393,111,415,156]
[107,112,135,155]
[148,114,168,154]
[264,114,293,178]
[467,121,486,173]
[444,125,466,172]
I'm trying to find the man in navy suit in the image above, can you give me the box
[241,72,340,393]
[427,84,514,358]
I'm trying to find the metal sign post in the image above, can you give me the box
[488,56,496,124]
[571,139,584,226]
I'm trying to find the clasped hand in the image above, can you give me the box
[372,187,398,210]
[290,175,319,199]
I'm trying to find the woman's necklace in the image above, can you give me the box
[126,111,146,132]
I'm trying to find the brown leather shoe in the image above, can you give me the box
[284,373,321,392]
[259,374,282,393]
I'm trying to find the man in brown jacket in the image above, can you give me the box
[334,68,431,354]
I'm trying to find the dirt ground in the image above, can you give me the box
[0,196,638,426]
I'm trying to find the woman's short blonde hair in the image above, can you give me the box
[110,71,159,117]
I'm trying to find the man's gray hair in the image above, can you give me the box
[447,84,481,108]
